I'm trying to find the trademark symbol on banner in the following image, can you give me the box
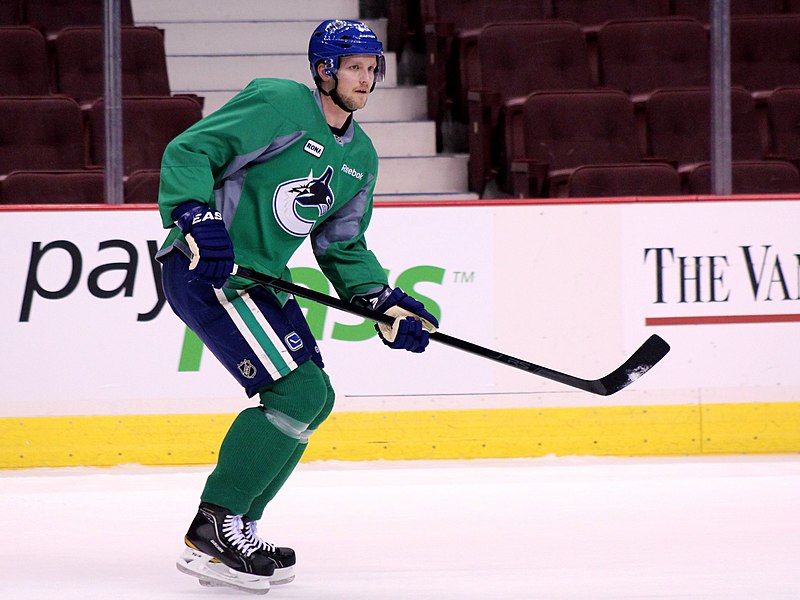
[452,271,475,284]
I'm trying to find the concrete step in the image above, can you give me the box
[360,121,436,157]
[128,0,471,198]
[194,85,428,123]
[147,19,387,55]
[131,0,359,22]
[355,86,427,122]
[374,155,469,195]
[167,51,398,91]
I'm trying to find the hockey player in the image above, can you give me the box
[157,19,438,594]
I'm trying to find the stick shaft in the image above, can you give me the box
[233,266,668,395]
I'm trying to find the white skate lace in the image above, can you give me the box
[222,515,258,557]
[244,520,277,553]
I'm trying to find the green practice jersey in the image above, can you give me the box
[158,78,389,301]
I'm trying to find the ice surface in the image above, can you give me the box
[1,456,799,599]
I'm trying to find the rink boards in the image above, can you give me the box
[1,198,799,467]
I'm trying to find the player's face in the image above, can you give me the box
[335,55,377,111]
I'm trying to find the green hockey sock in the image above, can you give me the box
[201,406,298,515]
[200,361,333,516]
[245,442,308,520]
[245,365,336,520]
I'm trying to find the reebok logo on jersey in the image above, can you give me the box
[341,164,364,180]
[304,139,325,158]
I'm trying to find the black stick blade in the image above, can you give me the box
[593,334,671,396]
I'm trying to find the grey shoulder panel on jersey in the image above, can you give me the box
[310,175,374,256]
[214,131,306,226]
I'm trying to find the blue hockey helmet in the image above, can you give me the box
[308,20,386,85]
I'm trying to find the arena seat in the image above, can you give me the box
[597,17,709,102]
[87,96,202,174]
[552,0,666,30]
[0,0,21,25]
[25,0,133,37]
[644,87,763,171]
[53,26,170,102]
[766,86,800,164]
[0,26,49,95]
[684,160,800,194]
[671,0,784,21]
[509,89,656,197]
[0,96,85,175]
[466,20,593,193]
[730,15,800,97]
[421,0,550,121]
[566,163,682,198]
[0,169,105,204]
[124,169,160,203]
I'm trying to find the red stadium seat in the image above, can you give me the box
[552,0,666,30]
[684,160,800,194]
[0,96,85,175]
[25,0,133,37]
[509,89,668,197]
[422,0,550,121]
[566,163,682,198]
[671,0,784,22]
[766,86,800,163]
[124,169,160,203]
[0,169,105,204]
[644,87,763,171]
[0,0,21,25]
[730,15,800,97]
[597,18,709,102]
[466,20,593,193]
[0,26,50,95]
[53,26,170,102]
[87,96,202,174]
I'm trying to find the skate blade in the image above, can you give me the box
[200,566,294,587]
[177,547,270,595]
[270,567,296,586]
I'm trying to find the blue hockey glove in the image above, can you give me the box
[372,287,439,353]
[173,202,234,288]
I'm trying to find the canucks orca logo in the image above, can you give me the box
[273,166,335,237]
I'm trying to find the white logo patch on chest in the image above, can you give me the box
[304,139,325,158]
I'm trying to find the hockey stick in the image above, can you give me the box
[232,265,670,396]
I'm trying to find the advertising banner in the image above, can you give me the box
[1,199,798,419]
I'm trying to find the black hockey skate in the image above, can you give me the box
[176,502,275,594]
[199,516,296,588]
[243,516,296,585]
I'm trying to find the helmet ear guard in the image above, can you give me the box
[372,54,387,84]
[316,58,334,78]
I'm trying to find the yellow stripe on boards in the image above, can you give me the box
[1,413,237,468]
[1,403,798,469]
[701,402,800,454]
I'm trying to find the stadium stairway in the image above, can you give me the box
[131,0,476,201]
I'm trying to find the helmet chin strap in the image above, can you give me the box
[318,74,356,113]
